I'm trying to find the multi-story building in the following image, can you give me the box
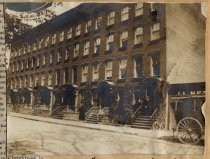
[7,3,205,129]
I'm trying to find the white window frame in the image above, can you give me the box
[65,47,70,60]
[135,3,143,16]
[84,41,90,56]
[48,73,52,85]
[106,34,114,51]
[74,44,79,57]
[119,59,127,79]
[134,27,143,45]
[52,34,57,44]
[85,20,91,33]
[45,36,50,47]
[41,74,45,86]
[75,24,81,36]
[37,57,40,67]
[67,28,72,39]
[57,49,62,62]
[55,71,60,85]
[43,54,46,65]
[27,44,31,52]
[59,31,64,42]
[94,38,101,53]
[39,39,43,49]
[95,16,102,30]
[92,64,99,81]
[121,7,129,21]
[50,52,54,64]
[120,31,128,48]
[33,43,37,51]
[151,23,160,41]
[63,69,69,84]
[82,65,89,82]
[105,61,112,80]
[107,11,115,25]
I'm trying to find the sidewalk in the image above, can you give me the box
[8,112,174,139]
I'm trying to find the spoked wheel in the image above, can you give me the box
[177,117,203,144]
[51,106,66,119]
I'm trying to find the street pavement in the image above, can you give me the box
[7,114,204,156]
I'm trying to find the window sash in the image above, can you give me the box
[67,28,72,39]
[107,11,115,25]
[95,16,102,29]
[45,36,49,47]
[52,34,56,44]
[135,3,143,16]
[84,41,90,55]
[121,7,129,21]
[59,31,64,42]
[93,64,99,81]
[74,44,79,57]
[76,24,81,36]
[82,66,88,82]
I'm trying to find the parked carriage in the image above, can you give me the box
[169,83,205,144]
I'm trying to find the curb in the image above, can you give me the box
[8,112,173,139]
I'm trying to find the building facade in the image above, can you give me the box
[7,3,205,129]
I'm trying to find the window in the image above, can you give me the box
[85,20,91,33]
[63,68,69,84]
[55,70,60,85]
[120,31,128,49]
[67,28,72,39]
[21,61,24,71]
[41,74,45,86]
[39,39,43,49]
[151,23,160,41]
[84,41,90,56]
[31,57,35,68]
[107,11,115,25]
[52,34,56,44]
[94,38,101,54]
[50,52,54,64]
[74,44,79,57]
[33,43,37,51]
[37,56,40,67]
[121,7,129,21]
[95,16,102,30]
[119,59,127,79]
[151,3,157,12]
[48,73,52,85]
[75,24,81,36]
[65,46,71,60]
[106,34,114,51]
[105,61,112,80]
[135,3,143,16]
[92,64,99,81]
[45,36,50,47]
[82,65,88,82]
[29,76,33,87]
[43,54,47,65]
[27,44,31,52]
[134,27,143,45]
[57,48,62,62]
[150,53,160,77]
[35,75,39,86]
[27,59,30,69]
[72,66,78,83]
[134,56,143,78]
[23,46,26,54]
[59,31,64,42]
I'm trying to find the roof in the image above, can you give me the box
[12,3,129,43]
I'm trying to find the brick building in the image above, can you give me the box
[7,3,205,129]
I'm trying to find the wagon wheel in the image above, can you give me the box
[177,117,203,144]
[51,106,66,119]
